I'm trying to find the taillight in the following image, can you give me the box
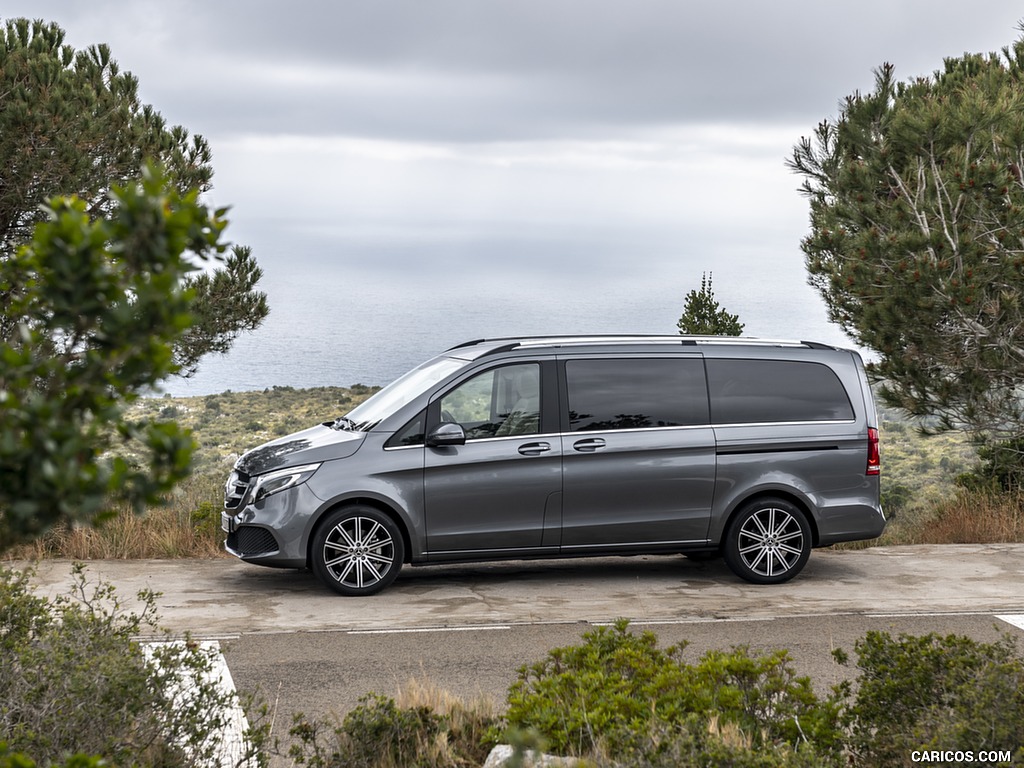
[867,427,880,475]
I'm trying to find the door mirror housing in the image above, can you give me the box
[427,422,466,447]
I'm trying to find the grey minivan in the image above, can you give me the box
[223,336,885,595]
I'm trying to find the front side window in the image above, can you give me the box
[565,358,709,432]
[439,363,541,439]
[707,359,855,423]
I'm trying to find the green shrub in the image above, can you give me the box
[958,437,1024,494]
[840,631,1024,766]
[613,720,837,768]
[504,619,843,763]
[506,623,1024,765]
[191,499,222,540]
[342,694,441,768]
[0,564,267,767]
[0,743,106,768]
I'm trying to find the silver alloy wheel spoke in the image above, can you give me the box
[338,559,357,585]
[324,552,354,568]
[738,507,803,577]
[323,516,395,589]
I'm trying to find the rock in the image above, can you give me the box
[482,744,585,768]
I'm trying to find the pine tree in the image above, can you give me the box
[788,28,1024,445]
[677,272,745,336]
[0,18,268,374]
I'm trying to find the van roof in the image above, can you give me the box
[446,335,839,359]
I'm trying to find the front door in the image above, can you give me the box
[424,362,562,555]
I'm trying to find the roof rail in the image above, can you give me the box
[516,335,826,348]
[447,335,835,353]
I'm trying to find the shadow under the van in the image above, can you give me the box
[224,551,856,609]
[394,553,730,589]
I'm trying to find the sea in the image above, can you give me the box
[158,265,858,398]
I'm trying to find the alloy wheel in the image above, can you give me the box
[735,506,805,579]
[321,515,397,590]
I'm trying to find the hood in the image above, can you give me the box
[236,423,365,475]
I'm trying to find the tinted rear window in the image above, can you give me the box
[707,359,854,423]
[565,358,709,431]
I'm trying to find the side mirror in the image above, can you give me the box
[426,422,466,447]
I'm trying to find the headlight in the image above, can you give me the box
[250,463,322,503]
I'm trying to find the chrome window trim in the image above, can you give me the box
[563,420,857,435]
[383,420,859,450]
[710,419,857,429]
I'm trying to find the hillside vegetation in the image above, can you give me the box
[139,385,380,474]
[875,404,1023,545]
[6,385,1022,560]
[7,385,378,560]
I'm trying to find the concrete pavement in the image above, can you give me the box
[12,543,1024,636]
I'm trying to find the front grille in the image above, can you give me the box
[227,526,279,557]
[224,469,251,510]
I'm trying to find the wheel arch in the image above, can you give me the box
[720,489,820,548]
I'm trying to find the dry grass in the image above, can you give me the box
[395,677,501,766]
[8,472,227,561]
[866,408,1024,547]
[3,385,378,562]
[887,489,1024,545]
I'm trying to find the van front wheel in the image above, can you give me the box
[312,506,405,596]
[723,499,811,584]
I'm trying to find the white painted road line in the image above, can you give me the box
[996,615,1024,632]
[143,640,252,768]
[348,625,512,635]
[334,612,1024,636]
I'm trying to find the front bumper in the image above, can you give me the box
[221,482,323,569]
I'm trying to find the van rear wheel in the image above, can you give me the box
[723,498,811,584]
[312,506,404,596]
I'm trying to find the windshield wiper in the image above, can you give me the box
[331,416,360,431]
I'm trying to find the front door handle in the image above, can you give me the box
[518,442,551,456]
[572,438,606,452]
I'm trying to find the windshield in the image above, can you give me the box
[343,356,466,431]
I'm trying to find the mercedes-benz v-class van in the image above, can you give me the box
[223,336,885,595]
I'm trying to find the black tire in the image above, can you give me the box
[723,498,811,584]
[311,506,405,596]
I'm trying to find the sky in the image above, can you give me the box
[4,1,1024,390]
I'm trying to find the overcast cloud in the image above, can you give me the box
[13,2,1020,138]
[4,2,1024,389]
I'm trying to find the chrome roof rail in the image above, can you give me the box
[514,335,825,348]
[447,335,836,353]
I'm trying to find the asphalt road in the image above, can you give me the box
[17,544,1024,754]
[223,613,1024,728]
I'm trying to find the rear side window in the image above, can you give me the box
[565,358,709,432]
[707,359,854,424]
